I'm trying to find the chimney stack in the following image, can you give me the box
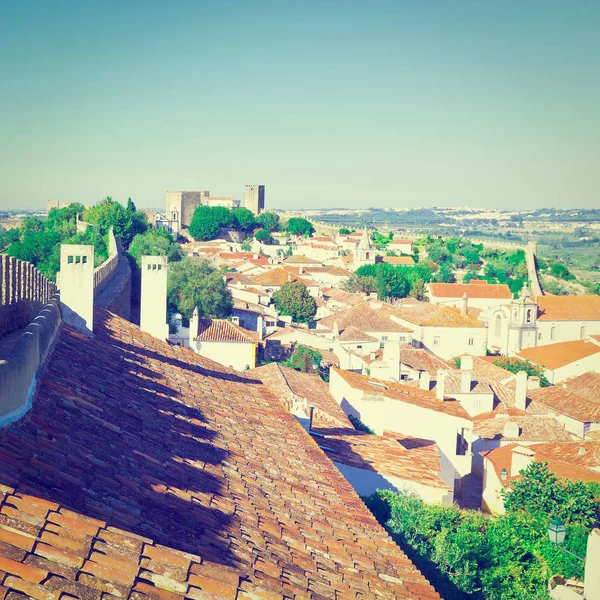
[59,244,94,336]
[515,370,528,410]
[189,307,199,347]
[528,376,540,390]
[436,369,446,400]
[461,370,472,393]
[511,445,535,477]
[257,315,264,341]
[141,256,169,341]
[333,321,340,338]
[461,293,468,316]
[308,405,315,432]
[460,355,473,371]
[420,371,431,391]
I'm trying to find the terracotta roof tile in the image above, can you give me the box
[517,339,600,370]
[429,283,512,300]
[562,371,600,402]
[528,386,600,423]
[338,326,379,342]
[383,256,415,266]
[0,310,440,599]
[534,295,600,321]
[193,318,257,343]
[319,302,413,334]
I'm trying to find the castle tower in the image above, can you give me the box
[165,191,210,233]
[507,283,538,353]
[244,185,265,215]
[353,228,375,268]
[59,244,94,335]
[140,256,169,341]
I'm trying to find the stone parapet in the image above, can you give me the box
[0,295,61,424]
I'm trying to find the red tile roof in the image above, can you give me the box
[386,298,485,328]
[314,432,449,490]
[534,295,600,321]
[319,303,414,334]
[473,413,573,442]
[383,256,415,266]
[517,339,600,370]
[282,255,321,264]
[0,311,440,599]
[429,283,512,300]
[253,268,315,287]
[194,318,258,343]
[563,371,600,402]
[332,368,471,419]
[529,385,600,423]
[338,326,379,342]
[322,288,366,307]
[482,441,600,484]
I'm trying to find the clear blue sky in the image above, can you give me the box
[1,1,598,211]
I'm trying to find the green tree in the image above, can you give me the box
[273,282,317,323]
[84,197,148,245]
[167,258,233,320]
[287,217,314,237]
[493,357,550,387]
[286,346,322,373]
[409,279,427,301]
[211,206,233,228]
[188,206,222,241]
[254,228,272,244]
[126,198,136,212]
[339,227,351,234]
[257,211,280,232]
[341,274,377,294]
[231,207,256,230]
[128,229,183,265]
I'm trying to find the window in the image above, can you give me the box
[456,428,469,456]
[526,309,533,324]
[468,338,474,346]
[581,325,586,339]
[494,314,502,337]
[538,332,542,340]
[550,326,556,341]
[400,336,406,342]
[357,345,363,350]
[433,336,440,346]
[381,336,388,342]
[67,256,74,264]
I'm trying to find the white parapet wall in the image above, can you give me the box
[59,245,94,335]
[141,255,169,341]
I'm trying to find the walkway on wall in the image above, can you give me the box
[526,246,544,296]
[0,327,27,360]
[94,253,131,311]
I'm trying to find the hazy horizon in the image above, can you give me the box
[1,1,599,212]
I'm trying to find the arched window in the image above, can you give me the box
[495,314,502,337]
[526,309,532,324]
[550,326,556,341]
[581,325,586,339]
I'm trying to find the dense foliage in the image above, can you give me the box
[3,204,110,281]
[354,263,432,301]
[167,258,233,321]
[187,206,260,241]
[83,197,148,245]
[365,461,599,600]
[256,211,280,232]
[272,282,317,323]
[493,357,550,387]
[286,217,315,237]
[254,228,273,244]
[128,228,183,265]
[285,345,322,373]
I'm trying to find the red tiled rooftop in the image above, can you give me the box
[193,318,258,343]
[563,371,600,402]
[0,311,440,599]
[429,283,512,300]
[319,302,414,334]
[534,295,600,321]
[517,339,600,370]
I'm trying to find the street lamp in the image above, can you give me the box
[547,517,584,563]
[500,468,508,481]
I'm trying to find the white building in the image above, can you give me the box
[427,281,512,311]
[188,311,258,371]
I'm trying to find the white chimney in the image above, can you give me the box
[515,370,528,410]
[436,369,446,400]
[461,292,468,316]
[189,306,199,347]
[141,256,169,341]
[231,316,240,326]
[503,421,520,439]
[59,244,94,336]
[511,445,535,477]
[257,315,264,341]
[333,321,340,338]
[299,266,304,275]
[461,370,472,393]
[528,376,540,390]
[383,341,401,381]
[420,371,431,391]
[460,355,473,371]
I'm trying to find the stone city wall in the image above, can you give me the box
[94,234,131,320]
[0,295,61,424]
[93,228,120,297]
[0,255,56,338]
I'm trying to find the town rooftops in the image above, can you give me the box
[253,267,315,287]
[482,441,600,484]
[473,411,573,442]
[0,311,441,600]
[321,287,366,307]
[534,295,600,321]
[528,385,600,423]
[282,255,321,264]
[562,371,600,402]
[315,431,450,490]
[428,282,512,300]
[193,318,258,343]
[319,302,414,334]
[386,298,486,328]
[517,339,600,370]
[332,368,471,419]
[250,363,353,429]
